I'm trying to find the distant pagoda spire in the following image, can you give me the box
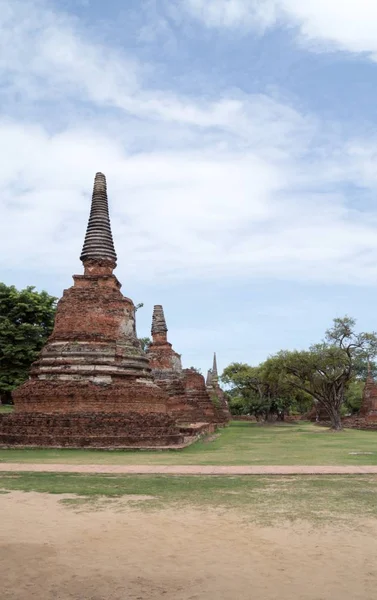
[151,305,168,342]
[80,172,117,266]
[367,359,374,383]
[212,352,219,380]
[206,369,213,387]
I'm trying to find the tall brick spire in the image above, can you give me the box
[151,305,168,343]
[367,360,374,383]
[212,352,218,380]
[80,172,117,266]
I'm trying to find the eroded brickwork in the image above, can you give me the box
[2,173,183,448]
[183,369,218,423]
[359,369,377,422]
[147,306,198,422]
[0,413,181,447]
[147,306,223,424]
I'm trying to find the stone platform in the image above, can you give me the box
[0,412,184,448]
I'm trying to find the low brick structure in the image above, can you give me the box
[182,368,220,423]
[0,413,181,448]
[307,404,329,422]
[0,173,183,448]
[206,353,231,424]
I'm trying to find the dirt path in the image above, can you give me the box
[1,491,377,600]
[1,463,377,474]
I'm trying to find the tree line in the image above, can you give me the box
[222,317,377,430]
[0,283,57,404]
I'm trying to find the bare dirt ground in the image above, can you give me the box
[1,492,377,600]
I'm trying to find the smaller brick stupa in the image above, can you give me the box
[0,173,183,448]
[360,363,377,421]
[147,305,216,425]
[147,305,189,421]
[206,353,231,424]
[148,305,183,374]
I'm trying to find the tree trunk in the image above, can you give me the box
[325,404,343,431]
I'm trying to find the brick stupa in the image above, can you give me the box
[206,353,231,424]
[147,305,217,424]
[0,173,183,448]
[359,364,377,421]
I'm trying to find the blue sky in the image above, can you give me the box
[2,0,377,375]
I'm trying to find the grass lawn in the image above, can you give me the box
[1,471,377,523]
[0,405,14,413]
[0,421,376,465]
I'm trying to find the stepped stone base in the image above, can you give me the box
[13,379,170,415]
[149,373,192,422]
[178,422,216,437]
[182,369,218,423]
[0,412,183,448]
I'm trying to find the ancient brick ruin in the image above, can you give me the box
[309,364,377,427]
[146,304,189,421]
[182,368,218,423]
[147,305,220,425]
[0,173,184,448]
[206,353,231,424]
[359,365,377,422]
[308,403,329,422]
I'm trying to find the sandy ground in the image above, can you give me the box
[1,492,377,600]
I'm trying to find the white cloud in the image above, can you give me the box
[180,0,278,30]
[1,0,377,292]
[2,117,377,287]
[176,0,377,60]
[0,1,312,142]
[281,0,377,55]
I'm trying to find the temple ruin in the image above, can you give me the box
[206,353,231,424]
[359,364,377,421]
[146,304,191,421]
[0,173,185,448]
[147,305,220,426]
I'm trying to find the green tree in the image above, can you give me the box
[273,317,377,431]
[226,393,249,416]
[343,380,364,415]
[222,361,302,421]
[261,357,312,419]
[139,337,151,353]
[222,363,265,419]
[0,284,57,403]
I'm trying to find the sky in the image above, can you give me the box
[1,0,377,374]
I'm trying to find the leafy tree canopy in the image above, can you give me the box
[271,317,377,430]
[0,283,57,402]
[139,337,151,353]
[222,361,310,421]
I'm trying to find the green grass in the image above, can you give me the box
[1,472,377,524]
[0,421,376,466]
[0,405,13,414]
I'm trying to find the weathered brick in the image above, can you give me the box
[147,306,221,424]
[3,173,184,448]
